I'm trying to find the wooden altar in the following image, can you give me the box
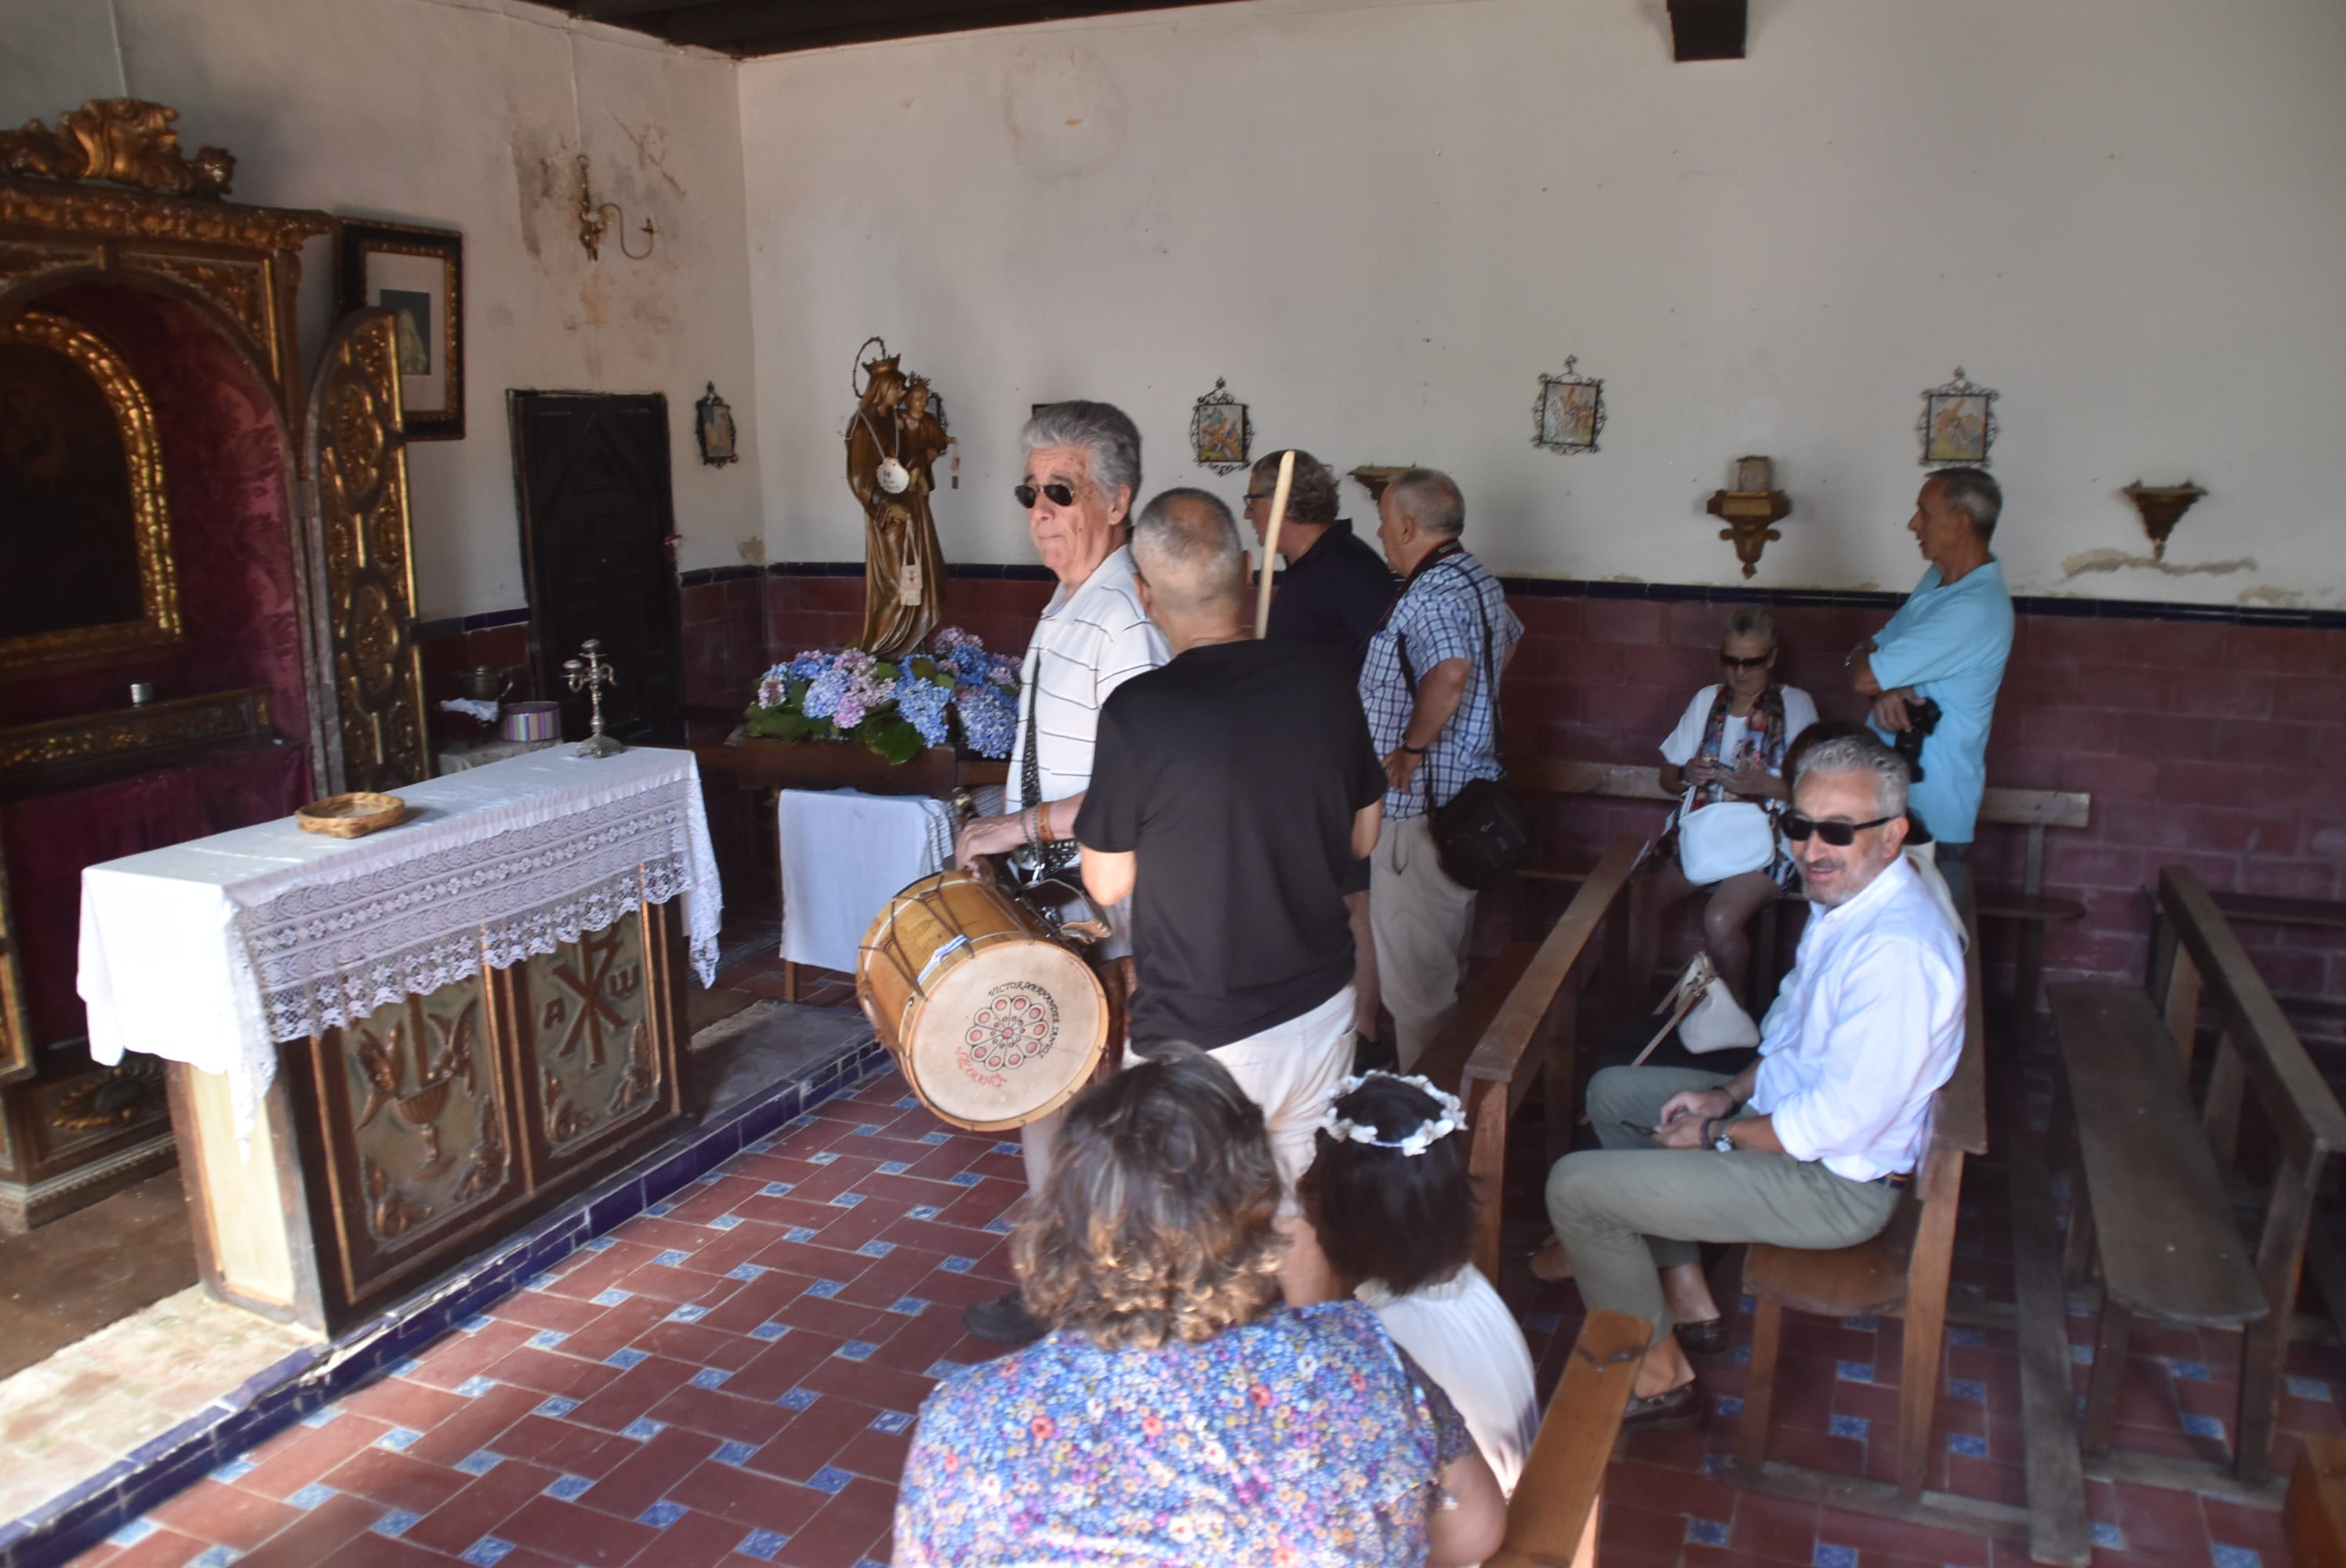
[81,748,714,1333]
[0,99,434,1229]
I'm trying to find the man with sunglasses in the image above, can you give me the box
[1847,468,2014,895]
[1542,734,1964,1426]
[952,401,1170,1345]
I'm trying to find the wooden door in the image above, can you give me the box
[510,394,683,746]
[308,309,430,792]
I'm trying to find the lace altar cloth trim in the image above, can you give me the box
[245,791,714,1043]
[78,747,721,1140]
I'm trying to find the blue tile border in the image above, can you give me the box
[0,1033,893,1568]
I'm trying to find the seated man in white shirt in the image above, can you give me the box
[1542,732,1964,1426]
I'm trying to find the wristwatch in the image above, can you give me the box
[1706,1118,1736,1154]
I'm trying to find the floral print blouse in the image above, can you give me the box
[894,1301,1473,1566]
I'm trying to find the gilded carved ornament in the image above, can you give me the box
[0,309,184,673]
[0,100,236,198]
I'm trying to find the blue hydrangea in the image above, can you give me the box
[801,665,849,720]
[898,677,953,747]
[946,644,992,684]
[954,683,1016,758]
[787,652,830,681]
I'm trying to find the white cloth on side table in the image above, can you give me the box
[78,746,722,1138]
[778,788,957,977]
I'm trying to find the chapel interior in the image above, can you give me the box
[0,1,2341,1566]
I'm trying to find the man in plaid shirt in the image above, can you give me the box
[1358,469,1522,1067]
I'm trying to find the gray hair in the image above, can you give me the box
[1793,731,1910,820]
[1132,488,1246,612]
[1022,401,1142,503]
[1384,467,1464,539]
[1247,449,1339,525]
[1723,606,1778,651]
[1932,467,2003,542]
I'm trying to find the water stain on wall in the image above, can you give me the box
[1003,49,1129,180]
[2060,547,2255,579]
[510,122,574,267]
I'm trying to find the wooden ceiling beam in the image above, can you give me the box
[545,0,1255,56]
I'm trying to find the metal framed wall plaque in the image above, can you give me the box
[1188,379,1251,474]
[1918,367,1997,467]
[1534,357,1605,454]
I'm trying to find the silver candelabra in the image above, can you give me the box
[562,640,626,758]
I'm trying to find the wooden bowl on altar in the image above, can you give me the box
[296,792,409,838]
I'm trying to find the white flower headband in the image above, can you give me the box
[1315,1071,1466,1158]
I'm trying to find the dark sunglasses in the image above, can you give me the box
[1782,812,1896,847]
[1720,652,1772,670]
[1014,481,1077,508]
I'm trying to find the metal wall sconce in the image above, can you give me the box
[695,382,738,467]
[2123,480,2205,560]
[1706,455,1792,578]
[576,154,656,261]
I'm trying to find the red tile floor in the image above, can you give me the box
[64,1062,2344,1568]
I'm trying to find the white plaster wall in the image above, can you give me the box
[736,0,2346,607]
[3,0,765,620]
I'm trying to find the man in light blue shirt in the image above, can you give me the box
[1849,468,2014,885]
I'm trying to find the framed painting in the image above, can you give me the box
[1189,379,1250,474]
[1918,368,1996,467]
[1533,356,1605,454]
[339,220,464,440]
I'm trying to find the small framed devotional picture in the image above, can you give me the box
[1918,367,1997,467]
[339,220,464,440]
[1533,356,1605,455]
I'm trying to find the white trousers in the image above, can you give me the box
[1024,985,1358,1201]
[1371,814,1477,1069]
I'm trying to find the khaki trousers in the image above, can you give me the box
[1371,814,1478,1069]
[1545,1065,1901,1344]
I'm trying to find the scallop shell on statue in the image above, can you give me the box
[877,458,911,495]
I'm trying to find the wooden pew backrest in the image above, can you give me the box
[1487,1308,1649,1568]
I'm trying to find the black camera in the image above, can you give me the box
[1891,696,1941,783]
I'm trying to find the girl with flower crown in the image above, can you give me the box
[1298,1071,1539,1495]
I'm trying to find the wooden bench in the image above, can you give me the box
[1505,756,2088,1025]
[1730,895,2001,1540]
[2050,864,2346,1488]
[1488,1308,1648,1568]
[1419,834,1645,1283]
[2288,1435,2346,1568]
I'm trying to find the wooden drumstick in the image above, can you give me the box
[1251,448,1297,639]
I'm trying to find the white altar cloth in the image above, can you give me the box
[778,789,957,976]
[78,746,721,1137]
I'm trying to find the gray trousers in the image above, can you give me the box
[1545,1065,1901,1345]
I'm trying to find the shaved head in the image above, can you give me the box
[1131,488,1247,617]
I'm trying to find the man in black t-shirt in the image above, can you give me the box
[1245,448,1397,1064]
[1244,449,1396,673]
[1075,488,1385,1209]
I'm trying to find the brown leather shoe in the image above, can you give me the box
[1528,1236,1574,1283]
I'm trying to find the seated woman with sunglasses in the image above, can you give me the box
[1648,608,1818,1006]
[1538,733,1964,1425]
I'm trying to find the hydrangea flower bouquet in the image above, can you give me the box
[744,626,1020,764]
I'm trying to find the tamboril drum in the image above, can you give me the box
[856,871,1109,1131]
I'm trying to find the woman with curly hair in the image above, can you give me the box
[894,1051,1505,1567]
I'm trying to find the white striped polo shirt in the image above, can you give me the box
[1005,543,1170,812]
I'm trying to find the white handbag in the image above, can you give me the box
[1632,952,1762,1065]
[1677,800,1777,886]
